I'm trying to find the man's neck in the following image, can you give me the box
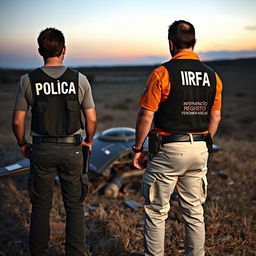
[44,57,63,66]
[171,47,193,57]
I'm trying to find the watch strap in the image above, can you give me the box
[18,140,27,147]
[132,144,143,153]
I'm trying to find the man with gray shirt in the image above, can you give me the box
[12,28,97,256]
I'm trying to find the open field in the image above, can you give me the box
[0,58,256,255]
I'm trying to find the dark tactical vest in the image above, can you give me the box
[29,68,83,136]
[154,59,216,133]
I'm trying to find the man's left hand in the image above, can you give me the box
[82,140,92,151]
[20,143,32,158]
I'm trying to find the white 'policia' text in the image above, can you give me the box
[35,81,76,95]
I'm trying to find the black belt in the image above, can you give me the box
[33,135,82,145]
[161,134,207,144]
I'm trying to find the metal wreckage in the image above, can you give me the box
[0,127,221,198]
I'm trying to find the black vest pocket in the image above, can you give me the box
[35,101,47,112]
[66,100,81,134]
[32,102,48,134]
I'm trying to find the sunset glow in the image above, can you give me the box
[0,0,255,68]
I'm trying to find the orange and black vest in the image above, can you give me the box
[29,68,83,136]
[154,59,216,133]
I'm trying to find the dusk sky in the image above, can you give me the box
[0,0,256,68]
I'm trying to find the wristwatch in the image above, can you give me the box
[18,140,27,147]
[132,144,143,153]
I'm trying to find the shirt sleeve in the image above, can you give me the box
[139,70,162,112]
[13,74,31,111]
[139,66,171,112]
[211,73,223,111]
[78,73,95,110]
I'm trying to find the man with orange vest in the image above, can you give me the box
[132,20,222,256]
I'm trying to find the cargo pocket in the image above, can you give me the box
[200,174,208,204]
[80,173,89,202]
[27,172,36,203]
[142,174,156,205]
[67,148,83,175]
[200,149,209,170]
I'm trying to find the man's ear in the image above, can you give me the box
[192,39,196,50]
[62,46,66,56]
[169,40,174,51]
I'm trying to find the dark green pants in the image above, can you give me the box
[28,143,88,256]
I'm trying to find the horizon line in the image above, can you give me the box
[1,56,256,71]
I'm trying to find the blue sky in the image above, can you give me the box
[0,0,256,68]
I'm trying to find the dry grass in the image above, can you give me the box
[0,59,256,255]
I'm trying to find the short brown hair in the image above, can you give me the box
[168,20,196,49]
[37,28,65,59]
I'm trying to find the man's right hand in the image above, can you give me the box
[132,151,145,169]
[20,143,32,158]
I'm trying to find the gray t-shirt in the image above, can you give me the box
[13,65,95,135]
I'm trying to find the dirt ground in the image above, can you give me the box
[0,58,256,255]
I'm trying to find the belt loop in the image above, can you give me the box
[189,134,194,144]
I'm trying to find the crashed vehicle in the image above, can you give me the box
[0,127,146,197]
[0,127,220,198]
[86,127,148,197]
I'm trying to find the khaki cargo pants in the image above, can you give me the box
[142,140,208,256]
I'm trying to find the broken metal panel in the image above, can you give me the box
[0,159,30,177]
[88,127,148,176]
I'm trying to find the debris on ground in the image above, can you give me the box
[123,200,143,211]
[211,169,228,179]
